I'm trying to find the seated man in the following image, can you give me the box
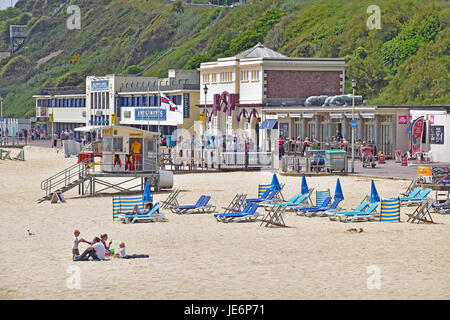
[74,237,107,261]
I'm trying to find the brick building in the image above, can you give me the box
[198,42,347,150]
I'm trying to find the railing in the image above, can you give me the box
[40,161,88,196]
[0,135,28,146]
[221,152,272,167]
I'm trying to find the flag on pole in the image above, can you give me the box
[161,93,179,112]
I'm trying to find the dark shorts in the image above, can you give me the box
[72,249,80,255]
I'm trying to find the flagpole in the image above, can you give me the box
[157,80,161,170]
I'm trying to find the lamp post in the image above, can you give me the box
[351,78,357,173]
[0,96,3,139]
[203,84,208,168]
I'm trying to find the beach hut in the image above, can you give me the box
[75,125,159,173]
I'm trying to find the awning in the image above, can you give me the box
[260,120,278,130]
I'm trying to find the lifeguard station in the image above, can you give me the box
[39,126,166,202]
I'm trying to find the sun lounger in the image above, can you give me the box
[246,188,278,204]
[432,202,450,215]
[295,196,332,216]
[261,193,301,206]
[406,200,434,223]
[399,187,422,201]
[214,202,260,223]
[327,201,369,221]
[169,195,205,213]
[400,188,431,207]
[119,203,165,224]
[298,197,344,217]
[1,150,11,160]
[335,202,380,223]
[173,196,216,214]
[400,177,424,197]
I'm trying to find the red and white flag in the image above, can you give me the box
[161,93,180,112]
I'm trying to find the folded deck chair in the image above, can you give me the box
[222,193,247,213]
[160,189,180,209]
[113,196,144,220]
[327,201,369,221]
[406,200,434,223]
[260,205,289,228]
[119,203,165,224]
[399,187,422,201]
[2,150,11,160]
[335,202,380,223]
[169,195,205,213]
[295,196,332,216]
[401,188,431,207]
[300,197,344,217]
[215,203,260,223]
[215,202,254,222]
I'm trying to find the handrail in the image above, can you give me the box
[40,160,88,195]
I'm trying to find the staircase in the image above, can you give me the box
[38,161,90,203]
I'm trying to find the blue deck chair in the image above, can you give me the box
[169,195,205,213]
[335,202,380,222]
[401,188,431,206]
[214,202,256,222]
[217,203,260,223]
[246,188,278,204]
[173,196,213,214]
[262,193,301,206]
[432,203,450,214]
[295,196,332,216]
[302,197,344,217]
[399,187,422,202]
[327,201,369,221]
[119,203,165,224]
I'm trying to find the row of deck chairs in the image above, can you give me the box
[113,196,166,224]
[399,187,432,207]
[0,149,24,160]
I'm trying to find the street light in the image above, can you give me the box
[351,78,357,173]
[203,84,208,139]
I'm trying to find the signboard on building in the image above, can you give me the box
[183,93,190,119]
[135,108,166,121]
[91,80,109,91]
[398,115,408,125]
[430,125,444,144]
[430,115,434,125]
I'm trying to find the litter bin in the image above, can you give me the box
[325,149,347,173]
[305,150,325,172]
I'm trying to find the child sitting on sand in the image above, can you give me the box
[115,242,149,259]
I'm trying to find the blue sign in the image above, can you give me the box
[0,117,4,121]
[351,120,357,128]
[91,80,109,91]
[135,108,167,121]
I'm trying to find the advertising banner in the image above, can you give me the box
[411,116,424,155]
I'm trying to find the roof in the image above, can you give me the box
[74,125,159,136]
[236,42,287,59]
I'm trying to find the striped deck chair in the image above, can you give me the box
[160,189,180,209]
[316,189,331,206]
[406,200,434,223]
[258,183,285,202]
[113,196,144,220]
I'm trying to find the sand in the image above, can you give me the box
[0,146,449,300]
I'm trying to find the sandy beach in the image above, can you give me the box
[0,146,449,300]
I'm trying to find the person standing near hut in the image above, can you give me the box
[278,136,285,160]
[130,140,142,170]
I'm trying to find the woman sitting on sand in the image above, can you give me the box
[128,203,156,215]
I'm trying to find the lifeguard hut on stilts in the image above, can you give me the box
[38,125,172,202]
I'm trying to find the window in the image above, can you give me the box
[113,137,123,152]
[220,72,232,83]
[240,71,249,82]
[202,73,210,84]
[211,73,217,83]
[251,70,260,82]
[91,93,94,109]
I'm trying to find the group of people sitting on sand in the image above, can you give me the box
[72,230,148,261]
